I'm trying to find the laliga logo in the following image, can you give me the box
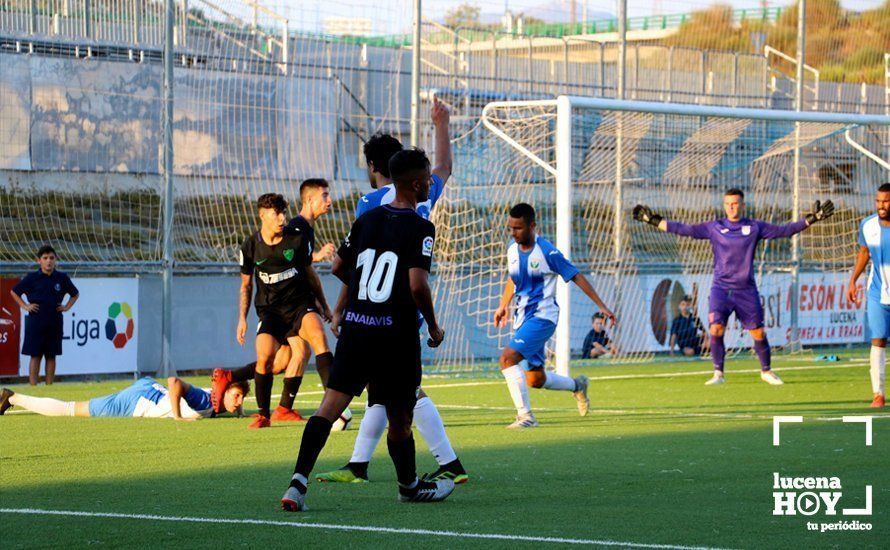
[105,302,135,349]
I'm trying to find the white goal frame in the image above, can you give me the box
[482,96,890,376]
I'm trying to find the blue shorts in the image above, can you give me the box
[88,377,164,417]
[507,317,556,368]
[708,286,764,330]
[867,296,890,340]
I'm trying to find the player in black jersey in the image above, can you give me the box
[237,193,329,429]
[281,149,455,511]
[216,180,338,423]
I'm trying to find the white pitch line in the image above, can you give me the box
[0,508,730,549]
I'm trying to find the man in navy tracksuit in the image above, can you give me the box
[10,245,79,385]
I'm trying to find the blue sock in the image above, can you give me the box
[710,334,725,372]
[753,338,771,371]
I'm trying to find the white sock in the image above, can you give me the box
[502,365,532,415]
[414,396,457,465]
[350,403,387,463]
[9,394,75,417]
[542,372,577,392]
[870,346,886,395]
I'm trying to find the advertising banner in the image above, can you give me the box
[18,278,139,375]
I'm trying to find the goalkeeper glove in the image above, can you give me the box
[805,200,835,225]
[633,204,663,228]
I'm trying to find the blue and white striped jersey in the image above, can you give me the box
[355,174,445,220]
[508,235,579,329]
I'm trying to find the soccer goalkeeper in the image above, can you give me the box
[633,188,834,385]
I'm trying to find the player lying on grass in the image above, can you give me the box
[634,188,834,386]
[237,192,332,429]
[494,203,616,429]
[0,376,247,419]
[847,182,890,408]
[216,180,338,424]
[317,98,467,485]
[281,148,454,512]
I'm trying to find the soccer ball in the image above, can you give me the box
[331,407,353,431]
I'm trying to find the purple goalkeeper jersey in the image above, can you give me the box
[666,217,808,290]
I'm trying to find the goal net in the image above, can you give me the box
[429,97,889,374]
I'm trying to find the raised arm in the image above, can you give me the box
[848,245,870,306]
[493,277,515,328]
[759,200,835,239]
[430,97,452,185]
[633,204,709,238]
[572,273,616,327]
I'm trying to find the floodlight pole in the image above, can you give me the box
[160,0,176,377]
[410,0,421,146]
[790,0,805,351]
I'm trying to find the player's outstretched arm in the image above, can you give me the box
[572,274,617,326]
[410,268,444,347]
[493,278,515,328]
[167,377,193,420]
[431,97,452,184]
[760,200,835,239]
[848,246,870,306]
[632,204,668,232]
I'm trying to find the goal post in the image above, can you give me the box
[481,96,890,375]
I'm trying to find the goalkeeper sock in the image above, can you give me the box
[870,345,886,395]
[414,396,458,466]
[753,338,771,371]
[294,415,333,478]
[254,371,273,419]
[502,365,532,415]
[710,334,725,372]
[9,394,75,416]
[279,376,303,409]
[350,403,387,463]
[542,372,576,391]
[231,362,256,382]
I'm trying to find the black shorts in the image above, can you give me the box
[284,301,320,340]
[256,310,292,345]
[22,315,63,357]
[327,326,421,409]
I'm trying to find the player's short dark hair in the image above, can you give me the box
[389,148,430,186]
[36,245,56,258]
[257,193,288,214]
[300,178,329,201]
[592,313,605,321]
[363,133,403,178]
[725,188,744,199]
[680,295,692,303]
[229,380,250,397]
[878,183,890,193]
[509,203,536,225]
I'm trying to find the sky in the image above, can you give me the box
[254,0,886,35]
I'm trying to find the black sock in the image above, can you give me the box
[279,376,303,409]
[294,416,333,478]
[254,371,273,418]
[387,435,417,487]
[347,461,369,478]
[442,458,466,475]
[315,352,333,388]
[231,362,256,383]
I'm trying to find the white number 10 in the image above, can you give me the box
[356,248,398,302]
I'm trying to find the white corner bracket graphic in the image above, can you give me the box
[842,416,873,446]
[843,485,873,516]
[773,416,803,446]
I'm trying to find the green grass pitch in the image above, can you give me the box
[1,352,886,548]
